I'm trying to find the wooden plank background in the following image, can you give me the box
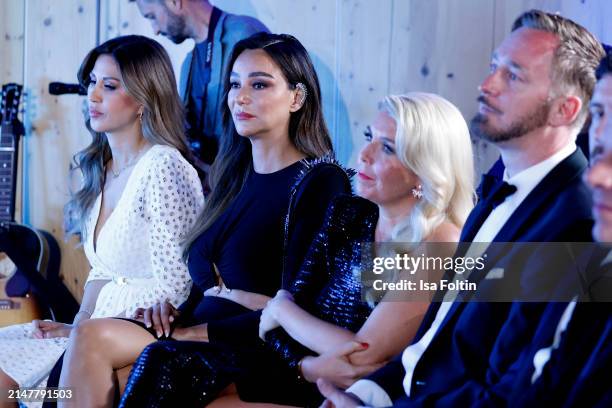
[0,0,610,303]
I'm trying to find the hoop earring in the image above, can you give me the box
[411,185,423,199]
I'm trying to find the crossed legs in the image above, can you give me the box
[57,318,155,408]
[0,369,18,408]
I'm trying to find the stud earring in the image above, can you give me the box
[411,185,423,199]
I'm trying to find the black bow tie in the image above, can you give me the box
[479,174,517,209]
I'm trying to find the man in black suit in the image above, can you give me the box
[317,10,604,407]
[501,48,612,408]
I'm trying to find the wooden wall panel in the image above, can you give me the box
[494,0,612,46]
[0,1,24,83]
[389,0,497,175]
[23,0,97,301]
[333,0,394,165]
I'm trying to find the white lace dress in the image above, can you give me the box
[0,144,204,393]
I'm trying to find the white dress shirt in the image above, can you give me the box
[531,298,577,383]
[347,143,577,407]
[530,248,612,383]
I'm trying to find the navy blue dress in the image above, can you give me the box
[177,159,352,326]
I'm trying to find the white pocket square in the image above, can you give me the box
[485,267,505,280]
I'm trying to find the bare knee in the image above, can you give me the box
[0,369,19,408]
[70,319,115,351]
[0,369,17,389]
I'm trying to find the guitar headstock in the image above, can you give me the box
[1,84,23,127]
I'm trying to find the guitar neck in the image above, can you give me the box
[0,130,18,224]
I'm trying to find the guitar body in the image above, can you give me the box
[0,223,78,324]
[0,278,42,326]
[0,251,41,326]
[0,223,51,326]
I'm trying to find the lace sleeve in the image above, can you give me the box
[125,149,205,317]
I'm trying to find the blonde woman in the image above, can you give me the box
[118,92,475,407]
[0,35,204,407]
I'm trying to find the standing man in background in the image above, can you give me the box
[133,0,268,168]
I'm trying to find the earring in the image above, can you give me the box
[295,82,308,106]
[138,110,143,123]
[411,185,423,199]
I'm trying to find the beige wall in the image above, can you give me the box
[1,0,611,301]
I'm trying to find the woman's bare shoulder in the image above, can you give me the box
[427,221,461,243]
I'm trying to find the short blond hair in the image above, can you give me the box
[512,10,604,129]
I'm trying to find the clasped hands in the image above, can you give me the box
[258,289,295,340]
[313,342,382,408]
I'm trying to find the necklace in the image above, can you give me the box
[110,146,146,179]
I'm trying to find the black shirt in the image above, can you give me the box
[180,160,351,326]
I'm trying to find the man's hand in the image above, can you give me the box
[303,341,384,388]
[32,320,73,339]
[317,378,363,408]
[132,301,179,338]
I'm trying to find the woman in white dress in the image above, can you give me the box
[0,35,204,407]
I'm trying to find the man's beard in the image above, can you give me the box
[163,11,188,44]
[470,97,551,143]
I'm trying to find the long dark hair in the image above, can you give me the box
[64,35,190,238]
[182,33,332,255]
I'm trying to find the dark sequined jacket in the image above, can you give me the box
[267,194,379,371]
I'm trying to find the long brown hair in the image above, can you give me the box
[64,35,190,239]
[182,33,332,256]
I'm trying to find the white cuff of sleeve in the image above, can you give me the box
[347,379,393,408]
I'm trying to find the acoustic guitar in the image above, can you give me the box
[0,83,79,326]
[0,253,41,325]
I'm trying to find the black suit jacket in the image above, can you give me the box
[365,149,594,407]
[503,302,612,408]
[504,249,612,408]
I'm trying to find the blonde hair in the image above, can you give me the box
[380,93,475,243]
